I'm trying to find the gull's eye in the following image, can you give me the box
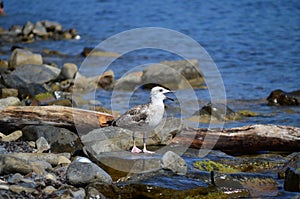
[159,89,163,92]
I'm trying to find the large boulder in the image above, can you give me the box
[22,125,82,154]
[8,49,43,69]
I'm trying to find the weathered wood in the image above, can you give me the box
[0,106,114,134]
[172,124,300,154]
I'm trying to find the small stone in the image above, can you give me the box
[9,185,35,194]
[43,186,56,195]
[66,158,112,186]
[60,63,78,79]
[7,173,23,184]
[0,59,8,69]
[0,130,22,142]
[161,151,187,175]
[0,155,33,175]
[36,137,51,153]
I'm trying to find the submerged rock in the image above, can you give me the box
[267,89,300,106]
[193,103,238,121]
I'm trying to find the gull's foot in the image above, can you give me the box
[143,148,155,154]
[131,146,142,153]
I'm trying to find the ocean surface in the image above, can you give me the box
[0,0,299,128]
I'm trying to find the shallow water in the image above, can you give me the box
[0,0,299,128]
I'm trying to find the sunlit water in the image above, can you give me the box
[0,0,299,128]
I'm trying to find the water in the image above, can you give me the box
[0,0,299,128]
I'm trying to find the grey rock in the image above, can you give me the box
[7,173,24,184]
[33,21,47,37]
[22,21,34,35]
[0,97,21,108]
[59,63,78,79]
[114,71,142,90]
[66,158,112,186]
[142,59,203,90]
[194,103,237,120]
[9,25,23,34]
[81,118,181,155]
[161,151,187,175]
[8,48,43,69]
[3,64,59,88]
[22,125,82,155]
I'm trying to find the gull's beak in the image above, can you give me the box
[165,90,175,101]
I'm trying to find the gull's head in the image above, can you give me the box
[150,86,174,101]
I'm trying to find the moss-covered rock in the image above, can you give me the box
[194,160,239,173]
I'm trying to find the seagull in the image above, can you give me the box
[112,86,174,154]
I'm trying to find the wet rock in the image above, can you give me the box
[42,20,63,32]
[59,63,78,80]
[66,157,112,186]
[0,130,22,142]
[114,71,143,90]
[142,59,204,90]
[0,96,21,108]
[0,88,18,98]
[194,103,238,121]
[284,168,300,192]
[161,151,187,175]
[0,59,8,69]
[267,89,300,106]
[22,125,82,154]
[8,48,43,69]
[81,47,120,57]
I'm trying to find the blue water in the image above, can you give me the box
[0,0,299,128]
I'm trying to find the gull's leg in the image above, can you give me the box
[143,132,154,154]
[131,131,142,153]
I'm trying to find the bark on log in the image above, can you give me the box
[172,124,300,154]
[0,106,114,134]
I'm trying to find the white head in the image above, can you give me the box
[150,86,173,102]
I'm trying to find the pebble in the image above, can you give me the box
[0,130,22,142]
[161,151,187,175]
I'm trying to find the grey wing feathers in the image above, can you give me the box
[115,104,149,127]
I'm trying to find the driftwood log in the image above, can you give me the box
[0,106,114,134]
[0,106,299,153]
[172,125,300,154]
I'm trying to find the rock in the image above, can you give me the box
[55,186,86,199]
[0,59,8,69]
[0,88,18,98]
[9,25,23,34]
[282,153,300,192]
[41,20,62,32]
[22,125,82,155]
[161,151,187,175]
[81,47,120,57]
[87,70,114,90]
[81,126,133,154]
[9,152,70,167]
[193,103,238,121]
[32,21,48,37]
[9,185,36,194]
[8,48,43,69]
[82,118,181,155]
[0,130,22,142]
[267,89,300,106]
[22,21,34,36]
[66,157,112,186]
[114,71,143,90]
[0,96,21,108]
[35,137,50,153]
[0,155,32,175]
[59,63,78,79]
[4,64,59,86]
[141,59,204,90]
[86,186,107,199]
